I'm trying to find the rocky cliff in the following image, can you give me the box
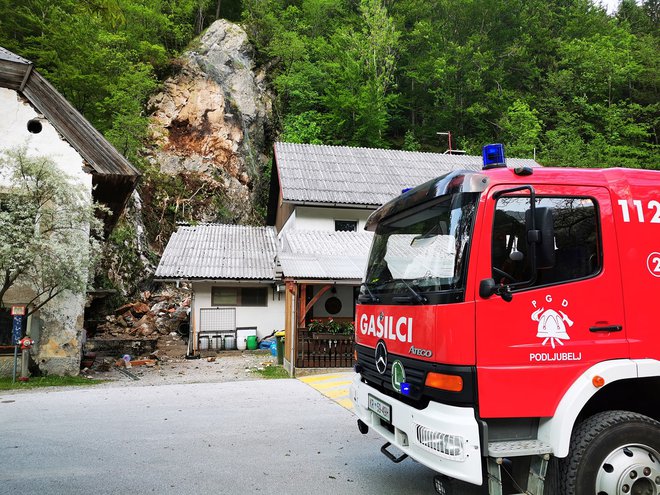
[99,20,273,300]
[145,19,273,225]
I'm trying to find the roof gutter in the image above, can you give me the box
[282,278,362,285]
[153,278,278,284]
[284,199,381,210]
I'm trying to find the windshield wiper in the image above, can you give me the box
[358,283,379,304]
[392,279,427,304]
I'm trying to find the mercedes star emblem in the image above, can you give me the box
[375,340,388,375]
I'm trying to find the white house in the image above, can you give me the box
[0,47,140,375]
[154,224,284,353]
[268,142,539,373]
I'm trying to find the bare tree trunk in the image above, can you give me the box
[215,0,221,19]
[195,5,205,35]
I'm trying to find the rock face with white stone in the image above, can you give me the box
[147,19,272,224]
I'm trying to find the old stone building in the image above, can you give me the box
[0,47,140,375]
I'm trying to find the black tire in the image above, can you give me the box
[559,410,660,495]
[544,456,559,495]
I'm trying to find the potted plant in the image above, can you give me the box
[307,319,354,339]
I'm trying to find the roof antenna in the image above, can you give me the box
[437,131,466,155]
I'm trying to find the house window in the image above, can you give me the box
[211,287,267,307]
[335,220,358,232]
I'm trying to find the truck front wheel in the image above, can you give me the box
[560,410,660,495]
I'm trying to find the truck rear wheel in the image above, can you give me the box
[560,410,660,495]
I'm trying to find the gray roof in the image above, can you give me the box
[0,46,29,64]
[273,142,540,207]
[155,224,279,280]
[279,230,374,280]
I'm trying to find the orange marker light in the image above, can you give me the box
[425,372,463,392]
[592,375,605,388]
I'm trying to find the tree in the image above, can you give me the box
[499,100,543,158]
[320,0,400,146]
[0,148,104,317]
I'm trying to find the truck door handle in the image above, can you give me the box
[589,325,623,333]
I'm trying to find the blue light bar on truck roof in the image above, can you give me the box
[482,143,506,169]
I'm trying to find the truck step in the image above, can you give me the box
[488,440,552,457]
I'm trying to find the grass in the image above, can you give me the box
[250,364,290,379]
[0,375,104,391]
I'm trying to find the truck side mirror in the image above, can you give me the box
[479,278,496,298]
[479,278,513,302]
[525,207,555,269]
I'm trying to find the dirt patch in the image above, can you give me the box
[81,336,280,388]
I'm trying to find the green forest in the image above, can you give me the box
[1,0,658,170]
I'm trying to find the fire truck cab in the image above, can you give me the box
[351,148,660,494]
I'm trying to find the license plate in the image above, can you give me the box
[368,394,392,423]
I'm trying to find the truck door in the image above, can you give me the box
[474,185,626,418]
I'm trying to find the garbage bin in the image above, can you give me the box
[275,331,285,365]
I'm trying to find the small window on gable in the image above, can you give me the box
[211,287,267,307]
[335,220,358,232]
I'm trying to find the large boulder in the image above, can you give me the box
[146,20,272,224]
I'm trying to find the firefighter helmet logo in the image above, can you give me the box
[531,296,574,349]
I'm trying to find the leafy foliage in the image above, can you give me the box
[1,0,656,180]
[307,318,354,335]
[243,0,658,167]
[0,148,105,316]
[0,1,656,289]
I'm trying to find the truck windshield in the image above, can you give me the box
[362,192,479,304]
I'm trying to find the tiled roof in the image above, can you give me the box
[279,230,374,280]
[155,224,278,280]
[274,142,540,207]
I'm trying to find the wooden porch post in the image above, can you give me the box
[284,280,298,365]
[298,284,332,328]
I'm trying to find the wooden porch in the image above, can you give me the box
[295,329,354,368]
[283,281,356,373]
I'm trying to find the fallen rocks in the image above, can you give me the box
[92,286,190,344]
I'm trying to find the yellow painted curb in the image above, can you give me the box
[298,374,345,384]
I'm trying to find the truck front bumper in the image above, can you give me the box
[351,375,484,486]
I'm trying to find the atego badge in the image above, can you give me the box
[375,340,388,375]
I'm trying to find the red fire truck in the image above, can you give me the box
[351,145,660,494]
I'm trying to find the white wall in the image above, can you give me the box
[191,282,285,340]
[0,88,91,189]
[311,285,355,319]
[282,206,373,232]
